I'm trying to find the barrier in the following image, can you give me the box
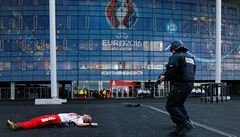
[200,83,230,103]
[35,98,67,105]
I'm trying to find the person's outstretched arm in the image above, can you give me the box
[77,122,98,127]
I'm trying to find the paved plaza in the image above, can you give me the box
[0,97,240,137]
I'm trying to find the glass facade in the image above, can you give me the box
[0,0,240,98]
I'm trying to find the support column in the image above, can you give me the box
[71,81,74,99]
[215,0,221,96]
[35,0,65,104]
[140,81,145,97]
[49,0,58,98]
[141,81,144,89]
[99,81,102,92]
[10,82,15,100]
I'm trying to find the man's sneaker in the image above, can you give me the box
[5,120,21,130]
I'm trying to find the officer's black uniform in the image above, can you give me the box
[163,40,196,130]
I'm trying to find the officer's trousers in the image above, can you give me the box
[165,82,193,125]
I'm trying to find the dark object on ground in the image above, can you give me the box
[125,103,141,107]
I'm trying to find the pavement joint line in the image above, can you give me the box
[141,104,238,137]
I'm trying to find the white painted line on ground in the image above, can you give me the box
[142,104,238,137]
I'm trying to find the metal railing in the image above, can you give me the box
[200,83,230,103]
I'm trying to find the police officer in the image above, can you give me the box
[159,40,196,135]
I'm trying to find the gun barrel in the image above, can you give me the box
[152,69,167,89]
[153,80,160,87]
[160,69,167,77]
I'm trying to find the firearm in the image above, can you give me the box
[152,69,167,88]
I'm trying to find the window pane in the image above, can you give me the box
[23,16,34,29]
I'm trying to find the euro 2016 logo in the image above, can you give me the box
[106,0,138,29]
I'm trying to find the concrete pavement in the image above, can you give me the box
[0,97,239,137]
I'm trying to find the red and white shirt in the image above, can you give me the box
[58,113,83,126]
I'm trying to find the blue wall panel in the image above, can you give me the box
[0,0,240,82]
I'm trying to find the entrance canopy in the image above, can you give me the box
[110,80,136,87]
[110,80,136,93]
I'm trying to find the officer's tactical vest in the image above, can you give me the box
[178,52,195,81]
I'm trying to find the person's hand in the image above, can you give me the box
[90,123,98,127]
[159,76,165,82]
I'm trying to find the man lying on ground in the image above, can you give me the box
[5,113,98,130]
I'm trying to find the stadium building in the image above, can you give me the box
[0,0,240,100]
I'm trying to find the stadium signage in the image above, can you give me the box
[102,39,142,50]
[101,71,143,75]
[103,0,141,50]
[105,0,138,29]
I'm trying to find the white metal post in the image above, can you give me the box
[10,82,15,100]
[49,0,58,98]
[215,0,221,96]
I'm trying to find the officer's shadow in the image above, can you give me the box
[167,133,186,137]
